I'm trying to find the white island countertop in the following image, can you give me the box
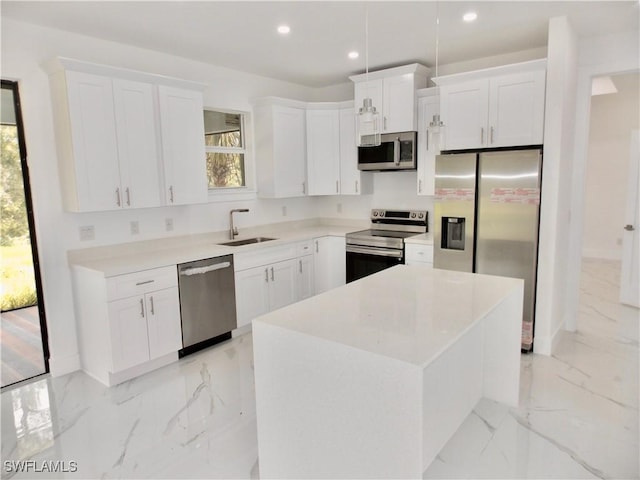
[255,265,522,368]
[253,265,524,478]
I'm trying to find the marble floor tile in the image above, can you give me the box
[1,258,638,479]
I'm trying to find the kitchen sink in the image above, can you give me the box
[218,236,277,247]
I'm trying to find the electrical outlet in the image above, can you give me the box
[79,225,95,241]
[282,206,287,217]
[165,218,174,231]
[130,221,139,235]
[337,203,343,214]
[616,237,623,246]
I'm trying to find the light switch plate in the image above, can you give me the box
[165,218,174,231]
[130,221,139,235]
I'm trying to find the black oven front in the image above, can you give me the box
[345,245,404,283]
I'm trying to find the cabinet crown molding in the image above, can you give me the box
[349,63,431,83]
[432,59,547,86]
[43,57,207,91]
[252,97,354,110]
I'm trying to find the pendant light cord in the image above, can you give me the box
[435,1,440,78]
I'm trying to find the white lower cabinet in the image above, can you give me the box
[297,254,315,300]
[405,244,434,267]
[108,287,181,372]
[235,267,271,327]
[72,265,182,386]
[313,236,346,294]
[234,241,315,328]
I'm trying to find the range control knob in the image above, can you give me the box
[373,211,379,217]
[418,212,424,219]
[411,212,416,218]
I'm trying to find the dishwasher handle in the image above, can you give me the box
[180,261,231,277]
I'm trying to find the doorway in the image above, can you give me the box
[580,72,639,315]
[1,80,49,388]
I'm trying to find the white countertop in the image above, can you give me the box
[254,265,523,368]
[405,232,434,245]
[68,219,365,277]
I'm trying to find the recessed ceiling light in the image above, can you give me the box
[463,11,478,22]
[348,51,359,60]
[277,25,291,35]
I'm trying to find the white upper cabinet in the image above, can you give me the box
[339,107,372,195]
[254,99,307,198]
[46,58,207,212]
[304,103,372,196]
[59,71,122,212]
[306,108,341,195]
[439,79,489,150]
[158,85,207,205]
[436,60,546,150]
[416,90,439,196]
[488,70,546,147]
[112,79,162,208]
[350,64,430,134]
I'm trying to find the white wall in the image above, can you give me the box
[316,172,434,230]
[534,17,579,355]
[582,73,639,259]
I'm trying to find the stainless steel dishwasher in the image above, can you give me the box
[177,254,237,357]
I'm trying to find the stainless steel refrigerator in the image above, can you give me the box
[433,148,542,351]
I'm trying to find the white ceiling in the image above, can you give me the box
[2,1,638,87]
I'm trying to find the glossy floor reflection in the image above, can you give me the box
[1,259,637,479]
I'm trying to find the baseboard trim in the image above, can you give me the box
[48,353,81,377]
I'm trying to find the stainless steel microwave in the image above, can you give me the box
[357,131,417,171]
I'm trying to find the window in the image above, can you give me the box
[204,110,246,189]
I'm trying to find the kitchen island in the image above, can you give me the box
[252,265,524,478]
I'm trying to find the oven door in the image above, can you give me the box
[346,245,404,283]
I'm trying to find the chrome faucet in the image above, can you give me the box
[229,209,249,239]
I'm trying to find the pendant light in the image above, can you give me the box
[357,3,381,147]
[427,1,445,152]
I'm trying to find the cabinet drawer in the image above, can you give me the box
[405,244,433,264]
[297,240,313,257]
[234,243,298,271]
[107,265,178,300]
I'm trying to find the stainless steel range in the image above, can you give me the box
[346,209,428,283]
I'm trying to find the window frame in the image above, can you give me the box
[204,107,256,201]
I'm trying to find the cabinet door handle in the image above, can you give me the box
[384,116,388,131]
[355,180,359,193]
[169,185,174,203]
[139,298,145,318]
[315,241,319,253]
[302,182,306,195]
[270,267,275,281]
[125,187,131,206]
[426,129,429,151]
[418,179,423,193]
[299,260,303,273]
[116,188,121,207]
[135,280,154,286]
[336,180,339,193]
[481,127,485,145]
[490,126,494,144]
[265,268,269,283]
[149,296,155,315]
